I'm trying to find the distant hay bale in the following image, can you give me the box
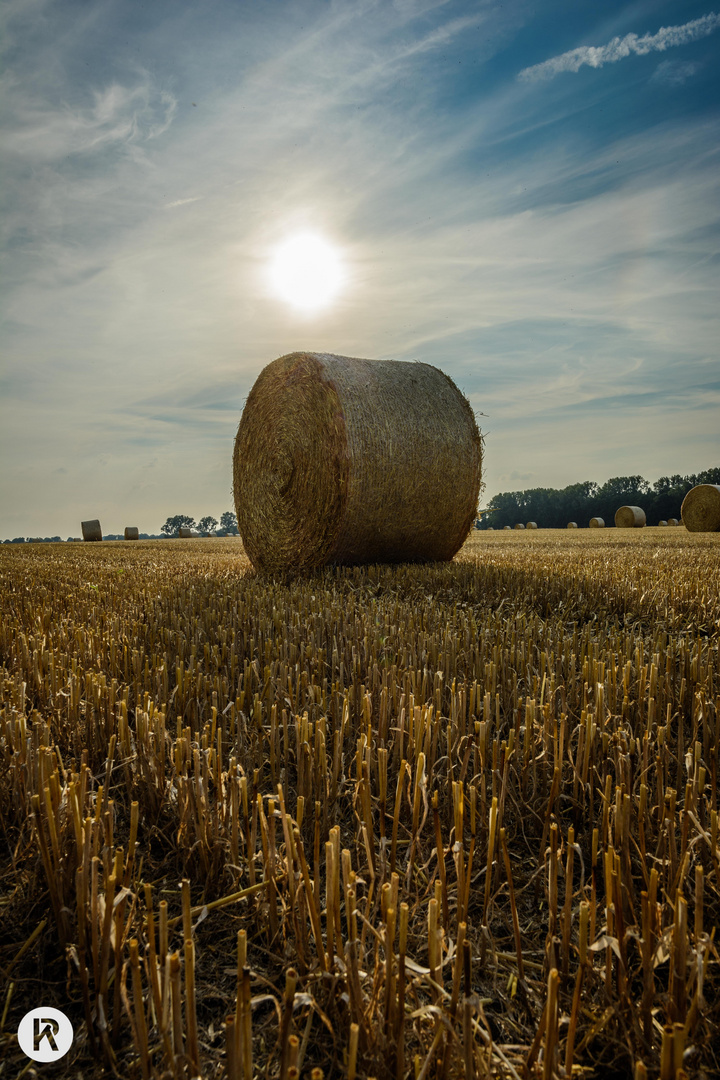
[567,522,578,529]
[589,517,605,528]
[233,352,482,573]
[178,527,193,538]
[503,525,512,531]
[681,484,720,532]
[514,523,525,530]
[526,522,538,530]
[615,506,646,528]
[81,519,102,542]
[124,527,139,541]
[658,520,668,527]
[667,518,679,527]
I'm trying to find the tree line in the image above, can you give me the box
[160,511,239,537]
[479,468,720,529]
[2,512,240,543]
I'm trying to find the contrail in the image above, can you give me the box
[518,11,720,81]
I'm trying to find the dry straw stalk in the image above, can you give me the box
[2,530,720,1079]
[233,352,482,573]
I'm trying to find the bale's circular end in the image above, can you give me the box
[589,517,605,528]
[567,522,578,529]
[681,485,720,532]
[614,505,646,528]
[81,519,102,542]
[124,527,139,541]
[233,352,482,573]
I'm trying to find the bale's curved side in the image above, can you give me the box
[124,527,139,541]
[526,522,538,530]
[589,517,605,528]
[615,506,646,528]
[681,485,720,532]
[567,522,578,529]
[233,352,482,573]
[81,519,102,542]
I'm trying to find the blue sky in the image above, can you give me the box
[1,0,719,537]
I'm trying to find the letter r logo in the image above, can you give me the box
[33,1016,60,1052]
[18,1008,73,1062]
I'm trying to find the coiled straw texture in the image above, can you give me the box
[233,352,482,573]
[681,484,720,532]
[615,506,646,528]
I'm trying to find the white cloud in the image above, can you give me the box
[518,12,720,81]
[651,59,701,85]
[165,196,203,209]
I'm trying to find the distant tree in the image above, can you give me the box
[480,468,719,529]
[198,515,218,536]
[11,537,26,544]
[220,510,239,535]
[161,514,196,537]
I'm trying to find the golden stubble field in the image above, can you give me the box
[0,529,718,1079]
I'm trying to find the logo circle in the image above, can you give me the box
[17,1007,74,1062]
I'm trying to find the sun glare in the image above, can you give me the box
[268,232,344,312]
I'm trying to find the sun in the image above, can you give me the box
[267,231,344,312]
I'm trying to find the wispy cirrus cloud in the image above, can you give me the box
[518,11,720,81]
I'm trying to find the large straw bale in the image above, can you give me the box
[526,521,538,530]
[567,522,578,529]
[178,527,193,538]
[514,523,525,530]
[81,519,102,542]
[589,517,605,528]
[668,518,679,526]
[124,527,139,541]
[233,352,482,573]
[681,484,720,532]
[615,505,646,528]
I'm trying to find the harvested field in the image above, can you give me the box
[1,530,719,1079]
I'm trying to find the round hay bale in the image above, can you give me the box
[178,526,193,538]
[81,519,102,542]
[589,517,605,528]
[526,521,538,530]
[503,525,512,531]
[614,505,646,528]
[667,517,679,527]
[567,522,578,529]
[233,352,482,573]
[658,520,668,527]
[124,527,139,541]
[514,523,525,530]
[681,484,720,532]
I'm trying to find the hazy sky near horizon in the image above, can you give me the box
[1,0,719,538]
